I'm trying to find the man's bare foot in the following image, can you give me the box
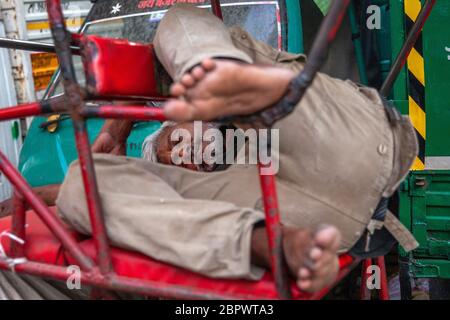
[252,224,341,292]
[164,59,296,121]
[283,225,341,292]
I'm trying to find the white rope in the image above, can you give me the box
[0,230,27,272]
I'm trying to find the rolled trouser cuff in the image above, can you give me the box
[153,4,252,81]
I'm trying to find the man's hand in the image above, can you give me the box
[92,131,127,155]
[91,119,134,155]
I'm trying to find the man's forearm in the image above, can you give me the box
[101,119,134,143]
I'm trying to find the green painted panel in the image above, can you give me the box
[422,1,450,156]
[286,0,303,53]
[405,172,450,260]
[19,117,160,187]
[389,0,408,111]
[409,259,450,279]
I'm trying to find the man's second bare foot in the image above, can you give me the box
[163,59,296,122]
[252,224,341,293]
[283,225,341,292]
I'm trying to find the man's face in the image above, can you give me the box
[156,122,217,172]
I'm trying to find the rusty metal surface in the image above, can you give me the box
[81,105,165,121]
[46,0,113,276]
[211,0,223,20]
[0,150,94,271]
[258,164,292,299]
[10,190,26,258]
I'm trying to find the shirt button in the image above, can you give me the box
[378,144,388,155]
[241,33,248,40]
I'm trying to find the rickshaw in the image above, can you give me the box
[0,0,436,299]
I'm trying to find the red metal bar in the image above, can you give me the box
[10,190,26,258]
[0,95,78,122]
[0,151,94,271]
[46,0,77,84]
[81,105,166,121]
[376,256,390,300]
[72,121,113,275]
[0,102,47,121]
[211,0,223,20]
[360,258,372,300]
[258,163,291,299]
[0,251,358,300]
[0,260,256,300]
[46,0,113,276]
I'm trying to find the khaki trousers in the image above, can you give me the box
[56,5,418,280]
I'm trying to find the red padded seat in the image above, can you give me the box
[68,239,354,299]
[0,209,84,265]
[1,209,355,299]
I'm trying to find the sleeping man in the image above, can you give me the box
[1,4,419,293]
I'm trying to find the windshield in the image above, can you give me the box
[48,0,283,97]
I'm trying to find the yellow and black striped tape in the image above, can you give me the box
[405,0,426,170]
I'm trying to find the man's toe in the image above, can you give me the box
[201,58,216,71]
[170,83,186,97]
[314,225,341,251]
[298,267,311,279]
[181,74,196,88]
[192,66,206,80]
[309,247,323,262]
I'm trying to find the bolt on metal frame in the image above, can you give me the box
[0,0,434,299]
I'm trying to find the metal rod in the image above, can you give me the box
[258,163,292,299]
[290,0,351,92]
[81,105,166,121]
[376,256,390,300]
[380,0,436,96]
[211,0,223,20]
[0,260,255,300]
[46,0,113,276]
[360,258,372,300]
[10,190,26,258]
[0,37,80,54]
[0,151,94,271]
[0,102,46,121]
[0,255,357,300]
[72,121,113,275]
[0,95,70,122]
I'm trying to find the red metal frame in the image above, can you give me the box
[359,257,390,300]
[0,0,370,299]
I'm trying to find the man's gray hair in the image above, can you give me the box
[142,121,177,162]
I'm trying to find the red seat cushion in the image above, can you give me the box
[0,209,84,265]
[80,35,164,98]
[69,240,354,299]
[1,209,355,299]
